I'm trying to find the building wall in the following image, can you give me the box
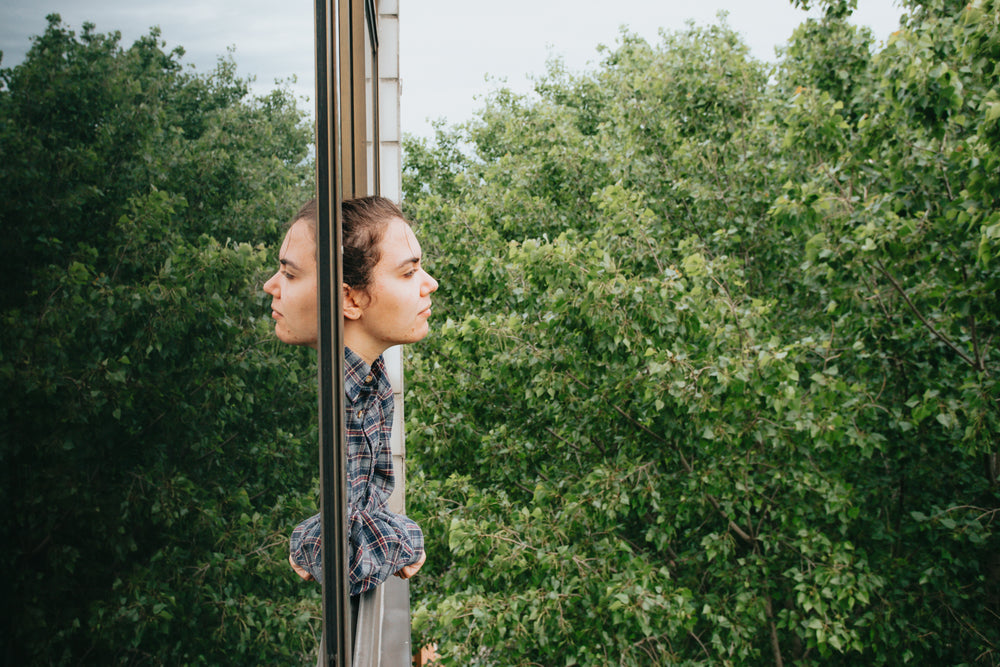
[360,1,414,664]
[377,0,407,521]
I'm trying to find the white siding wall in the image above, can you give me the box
[378,0,406,517]
[369,2,414,664]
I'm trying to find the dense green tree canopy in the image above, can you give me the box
[4,1,999,663]
[402,0,999,664]
[1,16,320,663]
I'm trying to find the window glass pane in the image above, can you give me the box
[364,8,378,193]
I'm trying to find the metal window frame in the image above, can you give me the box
[339,0,381,198]
[314,0,351,663]
[314,0,382,665]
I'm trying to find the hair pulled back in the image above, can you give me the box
[292,196,407,292]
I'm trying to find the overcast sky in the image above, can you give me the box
[1,0,903,139]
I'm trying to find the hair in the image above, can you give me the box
[291,196,407,292]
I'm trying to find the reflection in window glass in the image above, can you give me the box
[365,3,379,194]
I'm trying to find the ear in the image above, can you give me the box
[343,284,364,321]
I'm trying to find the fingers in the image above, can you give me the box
[395,551,427,579]
[289,554,314,581]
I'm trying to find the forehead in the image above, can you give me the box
[378,218,421,264]
[279,221,317,264]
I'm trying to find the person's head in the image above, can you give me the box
[263,196,439,361]
[262,200,319,348]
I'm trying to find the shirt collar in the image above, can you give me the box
[344,346,385,403]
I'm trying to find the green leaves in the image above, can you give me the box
[1,16,316,664]
[402,2,999,664]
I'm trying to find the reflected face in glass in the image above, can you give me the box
[345,218,439,361]
[263,220,318,348]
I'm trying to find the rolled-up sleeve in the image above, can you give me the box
[289,508,423,594]
[349,504,424,593]
[289,512,323,581]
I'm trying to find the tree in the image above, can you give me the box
[1,16,321,663]
[400,2,998,664]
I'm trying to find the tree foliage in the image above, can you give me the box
[1,16,321,663]
[402,1,999,664]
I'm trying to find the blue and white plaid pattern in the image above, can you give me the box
[290,347,424,595]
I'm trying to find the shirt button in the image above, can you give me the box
[357,410,364,418]
[364,375,373,383]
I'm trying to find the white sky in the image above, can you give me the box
[1,0,903,139]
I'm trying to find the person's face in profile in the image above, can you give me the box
[345,217,439,353]
[263,220,318,348]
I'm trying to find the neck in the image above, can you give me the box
[343,326,385,366]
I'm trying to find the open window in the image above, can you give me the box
[314,1,409,664]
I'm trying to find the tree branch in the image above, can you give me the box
[765,595,785,667]
[871,260,982,371]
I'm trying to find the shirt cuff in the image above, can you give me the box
[289,513,323,583]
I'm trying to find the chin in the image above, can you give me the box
[276,327,316,348]
[410,326,431,344]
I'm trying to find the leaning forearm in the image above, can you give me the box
[289,510,423,591]
[289,513,323,581]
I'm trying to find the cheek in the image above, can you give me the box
[297,283,318,313]
[306,286,321,319]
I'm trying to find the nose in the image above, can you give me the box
[263,271,280,297]
[422,270,439,296]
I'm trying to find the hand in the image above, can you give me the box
[289,554,314,581]
[394,551,426,579]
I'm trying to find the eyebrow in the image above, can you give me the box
[279,258,303,272]
[396,257,421,270]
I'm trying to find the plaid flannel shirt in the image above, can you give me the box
[289,347,424,596]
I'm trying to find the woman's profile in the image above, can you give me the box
[263,196,437,654]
